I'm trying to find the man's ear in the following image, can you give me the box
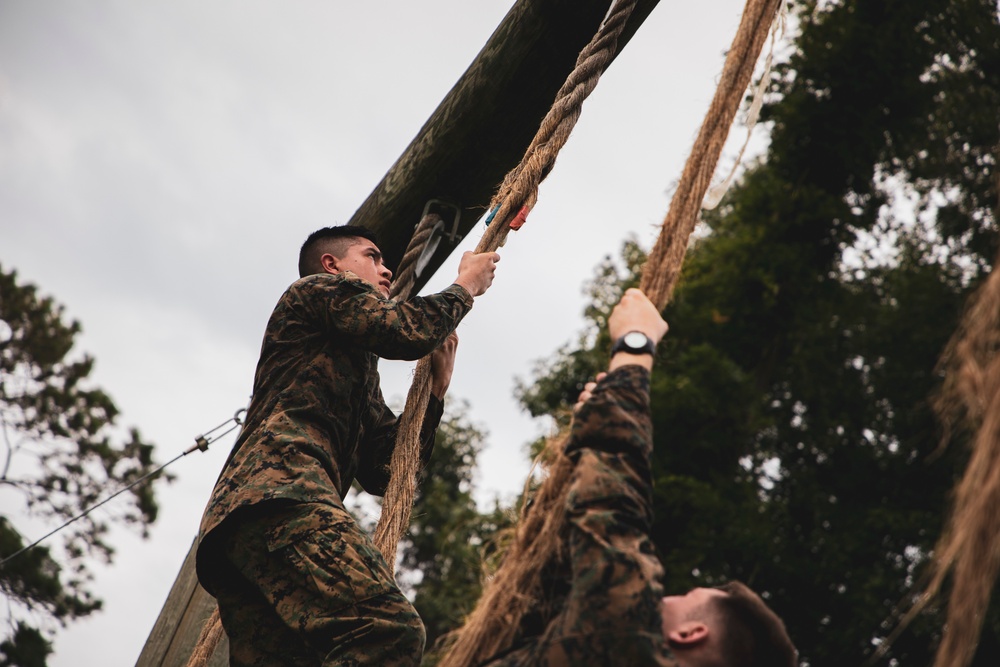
[320,253,340,274]
[667,621,710,648]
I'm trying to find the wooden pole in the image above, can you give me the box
[349,0,661,294]
[135,540,227,667]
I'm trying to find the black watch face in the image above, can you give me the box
[623,331,649,349]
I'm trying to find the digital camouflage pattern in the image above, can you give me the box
[214,502,424,667]
[195,271,472,665]
[483,365,677,667]
[197,272,472,584]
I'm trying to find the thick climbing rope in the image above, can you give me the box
[187,607,225,667]
[391,212,445,302]
[437,1,785,665]
[185,4,640,664]
[640,0,784,310]
[878,239,1000,667]
[187,0,782,662]
[926,242,1000,667]
[372,0,641,568]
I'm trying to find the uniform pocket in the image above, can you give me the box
[265,503,397,612]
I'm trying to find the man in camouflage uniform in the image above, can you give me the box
[196,225,499,667]
[483,289,795,667]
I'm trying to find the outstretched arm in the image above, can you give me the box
[508,289,672,666]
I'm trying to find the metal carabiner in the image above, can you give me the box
[415,199,462,278]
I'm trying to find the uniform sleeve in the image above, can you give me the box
[291,273,473,361]
[564,364,655,530]
[516,364,673,666]
[355,387,446,497]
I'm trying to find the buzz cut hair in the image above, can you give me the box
[712,581,797,667]
[298,225,379,278]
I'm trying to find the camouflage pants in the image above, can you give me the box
[213,502,424,667]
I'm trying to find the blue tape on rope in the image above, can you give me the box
[484,205,499,228]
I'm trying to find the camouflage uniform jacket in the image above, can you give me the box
[484,365,675,666]
[197,272,473,587]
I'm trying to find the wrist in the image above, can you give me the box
[453,278,476,298]
[608,352,654,372]
[610,331,657,355]
[608,330,656,374]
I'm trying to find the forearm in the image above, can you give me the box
[355,393,445,496]
[565,365,653,466]
[543,366,666,662]
[419,394,444,465]
[356,286,472,360]
[563,365,656,586]
[296,275,473,360]
[608,351,655,373]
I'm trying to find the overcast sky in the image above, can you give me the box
[0,1,771,664]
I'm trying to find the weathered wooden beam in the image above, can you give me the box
[135,539,227,667]
[349,0,661,294]
[137,2,663,664]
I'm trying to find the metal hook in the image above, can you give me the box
[415,199,462,278]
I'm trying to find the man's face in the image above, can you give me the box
[328,238,392,298]
[660,587,727,637]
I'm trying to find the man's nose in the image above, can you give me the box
[382,265,392,280]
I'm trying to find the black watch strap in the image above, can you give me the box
[610,331,656,356]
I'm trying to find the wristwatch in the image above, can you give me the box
[610,331,656,356]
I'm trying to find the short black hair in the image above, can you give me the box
[298,225,379,277]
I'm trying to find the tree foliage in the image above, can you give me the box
[514,0,998,664]
[398,402,513,663]
[0,265,166,666]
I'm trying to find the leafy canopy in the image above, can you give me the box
[0,265,167,667]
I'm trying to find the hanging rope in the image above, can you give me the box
[391,212,445,302]
[703,0,787,210]
[186,606,225,667]
[640,0,784,310]
[184,5,641,664]
[437,1,784,664]
[875,241,1000,667]
[925,247,1000,667]
[372,0,640,568]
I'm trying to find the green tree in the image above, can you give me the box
[398,402,513,663]
[517,0,998,664]
[0,265,166,666]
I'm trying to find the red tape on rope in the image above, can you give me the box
[509,206,530,230]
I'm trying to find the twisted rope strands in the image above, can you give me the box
[436,435,574,667]
[372,0,638,568]
[185,607,224,667]
[438,2,783,665]
[371,213,444,567]
[479,0,638,254]
[371,355,434,566]
[640,0,784,311]
[881,240,1000,667]
[391,213,444,302]
[925,237,1000,667]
